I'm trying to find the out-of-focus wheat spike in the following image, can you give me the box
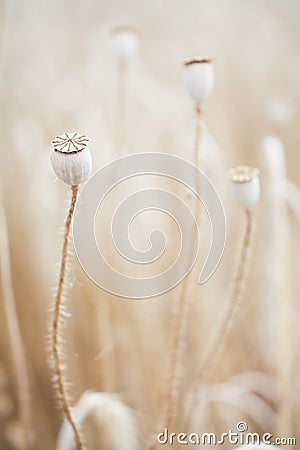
[55,391,141,450]
[0,195,32,450]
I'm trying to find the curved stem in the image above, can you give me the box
[185,209,254,427]
[51,185,84,450]
[0,198,31,450]
[163,106,202,429]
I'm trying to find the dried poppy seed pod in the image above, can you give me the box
[230,166,260,211]
[111,26,140,62]
[182,57,214,106]
[50,132,92,186]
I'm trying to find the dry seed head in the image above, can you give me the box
[229,166,259,184]
[182,57,214,106]
[51,132,89,154]
[111,26,140,61]
[50,132,92,186]
[229,166,260,211]
[183,57,212,65]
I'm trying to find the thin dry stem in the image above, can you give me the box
[163,106,202,429]
[185,209,254,427]
[0,197,31,450]
[51,185,84,450]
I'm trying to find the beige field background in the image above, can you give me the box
[0,0,300,449]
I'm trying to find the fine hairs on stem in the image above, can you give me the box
[163,106,202,429]
[0,196,31,450]
[145,106,202,450]
[50,133,92,450]
[51,185,84,450]
[198,209,254,381]
[185,166,260,427]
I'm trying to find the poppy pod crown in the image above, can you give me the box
[229,166,260,211]
[182,56,214,106]
[50,132,92,186]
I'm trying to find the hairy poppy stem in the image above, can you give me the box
[51,185,84,450]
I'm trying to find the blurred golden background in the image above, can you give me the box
[0,0,300,449]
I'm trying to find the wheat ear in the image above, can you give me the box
[0,198,31,450]
[51,185,84,450]
[163,106,202,429]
